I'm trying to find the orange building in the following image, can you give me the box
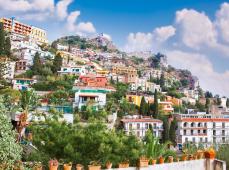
[166,96,182,106]
[79,74,108,87]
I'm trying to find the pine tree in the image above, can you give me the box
[0,99,22,168]
[52,53,62,73]
[169,118,177,145]
[31,52,41,75]
[153,89,159,118]
[4,36,11,57]
[0,22,5,55]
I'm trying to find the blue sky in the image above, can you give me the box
[0,0,229,96]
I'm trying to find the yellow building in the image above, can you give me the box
[126,94,154,107]
[112,66,137,83]
[30,26,48,44]
[96,69,109,76]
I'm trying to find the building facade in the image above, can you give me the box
[121,115,163,138]
[175,113,229,147]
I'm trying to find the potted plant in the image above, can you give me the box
[168,156,174,163]
[49,159,58,170]
[63,162,72,170]
[197,150,204,159]
[138,156,149,167]
[175,157,180,162]
[204,148,215,159]
[105,161,112,169]
[88,161,101,170]
[181,154,188,161]
[158,156,164,164]
[118,159,129,168]
[188,154,194,160]
[76,164,83,170]
[33,162,42,170]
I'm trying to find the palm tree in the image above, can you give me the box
[144,130,176,161]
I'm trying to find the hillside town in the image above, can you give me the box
[0,17,228,170]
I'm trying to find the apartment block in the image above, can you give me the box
[121,115,163,138]
[175,113,229,148]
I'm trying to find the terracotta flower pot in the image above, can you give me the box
[188,155,194,160]
[151,159,157,165]
[138,158,149,167]
[176,158,180,162]
[197,152,204,159]
[204,149,215,159]
[168,156,174,163]
[49,165,58,170]
[159,157,164,164]
[88,165,101,170]
[181,155,187,161]
[76,164,83,170]
[64,164,72,170]
[118,163,129,168]
[105,162,112,169]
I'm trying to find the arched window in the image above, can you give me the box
[191,122,195,127]
[184,122,188,127]
[198,123,202,127]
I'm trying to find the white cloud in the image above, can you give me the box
[56,0,73,20]
[66,11,96,35]
[167,50,229,96]
[215,2,229,44]
[175,9,217,49]
[0,0,54,12]
[77,22,96,33]
[153,26,176,42]
[124,32,153,52]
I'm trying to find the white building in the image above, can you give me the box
[56,43,69,51]
[121,115,163,139]
[12,78,37,90]
[130,78,161,93]
[175,113,229,148]
[73,86,113,111]
[57,66,86,76]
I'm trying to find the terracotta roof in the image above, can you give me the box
[121,119,162,123]
[180,118,229,122]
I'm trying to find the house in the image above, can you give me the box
[121,115,163,138]
[126,94,154,107]
[0,57,15,80]
[57,66,86,76]
[78,74,108,87]
[72,86,114,111]
[12,78,37,90]
[175,112,229,148]
[15,59,29,74]
[166,96,182,106]
[158,99,174,114]
[112,66,137,83]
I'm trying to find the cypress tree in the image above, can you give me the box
[31,52,41,75]
[153,89,159,118]
[139,96,146,115]
[169,118,177,145]
[4,36,11,57]
[0,22,5,55]
[226,98,229,108]
[161,117,169,143]
[160,73,165,89]
[52,53,62,73]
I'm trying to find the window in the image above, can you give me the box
[205,138,208,143]
[203,130,206,134]
[222,122,225,128]
[204,123,207,127]
[222,130,225,136]
[137,123,140,130]
[184,130,186,135]
[213,122,216,128]
[185,138,188,142]
[191,122,195,127]
[129,124,132,130]
[137,131,140,137]
[200,138,203,142]
[198,130,200,134]
[145,123,148,129]
[198,123,202,127]
[192,137,195,143]
[213,130,216,136]
[191,130,194,135]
